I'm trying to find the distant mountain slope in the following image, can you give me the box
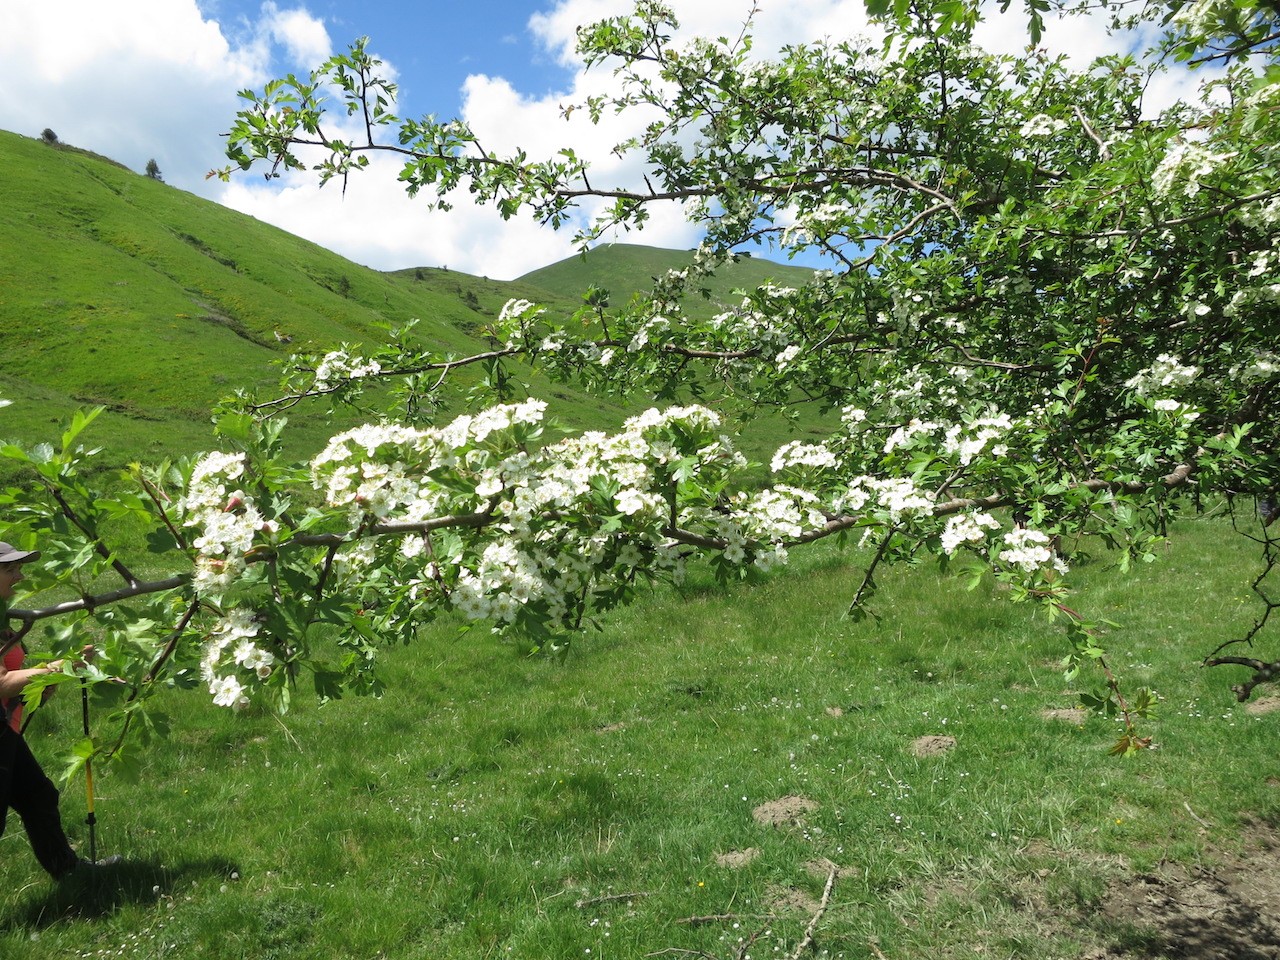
[518,243,818,316]
[0,129,572,459]
[0,129,829,470]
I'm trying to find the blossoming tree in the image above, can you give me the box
[3,0,1278,765]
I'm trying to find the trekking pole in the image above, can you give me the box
[81,679,97,863]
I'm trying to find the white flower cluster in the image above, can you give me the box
[1153,398,1200,420]
[452,541,553,623]
[459,405,734,625]
[833,476,935,521]
[1239,195,1280,229]
[1232,350,1280,382]
[313,350,383,391]
[495,299,547,350]
[737,483,824,545]
[700,486,813,572]
[841,406,867,428]
[943,413,1013,466]
[1151,140,1235,198]
[1019,114,1068,138]
[311,400,549,527]
[877,364,970,421]
[202,608,276,710]
[884,418,938,454]
[1000,528,1068,575]
[628,315,670,353]
[703,289,798,359]
[1124,354,1200,398]
[179,452,277,598]
[771,440,838,473]
[310,402,744,633]
[940,511,1001,555]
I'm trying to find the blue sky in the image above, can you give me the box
[0,1,1169,279]
[207,0,579,115]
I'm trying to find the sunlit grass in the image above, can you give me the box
[2,514,1276,959]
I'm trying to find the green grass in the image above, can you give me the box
[0,129,590,465]
[518,243,819,320]
[0,130,824,473]
[1,514,1275,959]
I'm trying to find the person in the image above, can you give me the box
[0,541,119,878]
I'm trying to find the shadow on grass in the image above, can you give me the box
[0,856,238,929]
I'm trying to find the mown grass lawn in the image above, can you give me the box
[1,513,1277,959]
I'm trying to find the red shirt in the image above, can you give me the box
[3,643,23,732]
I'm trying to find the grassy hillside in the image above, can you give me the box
[518,243,818,317]
[0,130,831,473]
[0,130,579,462]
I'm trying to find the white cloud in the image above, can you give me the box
[219,154,587,279]
[0,1,274,190]
[262,1,332,65]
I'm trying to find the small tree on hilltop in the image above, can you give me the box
[40,128,58,145]
[3,0,1279,769]
[145,158,163,181]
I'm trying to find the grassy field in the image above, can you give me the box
[1,513,1276,959]
[518,244,818,320]
[0,129,825,474]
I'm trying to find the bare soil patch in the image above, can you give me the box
[764,882,820,915]
[752,795,818,829]
[803,858,855,881]
[1245,696,1280,716]
[715,848,760,869]
[1039,824,1280,957]
[909,734,956,757]
[1087,825,1280,958]
[1042,707,1088,724]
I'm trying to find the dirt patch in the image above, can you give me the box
[910,735,957,757]
[764,883,820,915]
[1042,707,1088,724]
[1083,823,1280,959]
[803,858,854,881]
[715,848,760,869]
[1245,696,1280,716]
[825,706,844,718]
[596,722,627,733]
[752,795,818,829]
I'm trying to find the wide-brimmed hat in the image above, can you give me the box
[0,542,40,564]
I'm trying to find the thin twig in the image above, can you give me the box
[1183,801,1211,829]
[788,864,838,960]
[575,891,653,908]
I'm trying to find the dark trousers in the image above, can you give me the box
[0,722,78,877]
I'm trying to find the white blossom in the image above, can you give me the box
[940,512,1001,554]
[771,441,838,473]
[1000,528,1068,575]
[210,674,246,709]
[1124,354,1200,397]
[1019,114,1068,138]
[1151,141,1235,198]
[313,350,382,391]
